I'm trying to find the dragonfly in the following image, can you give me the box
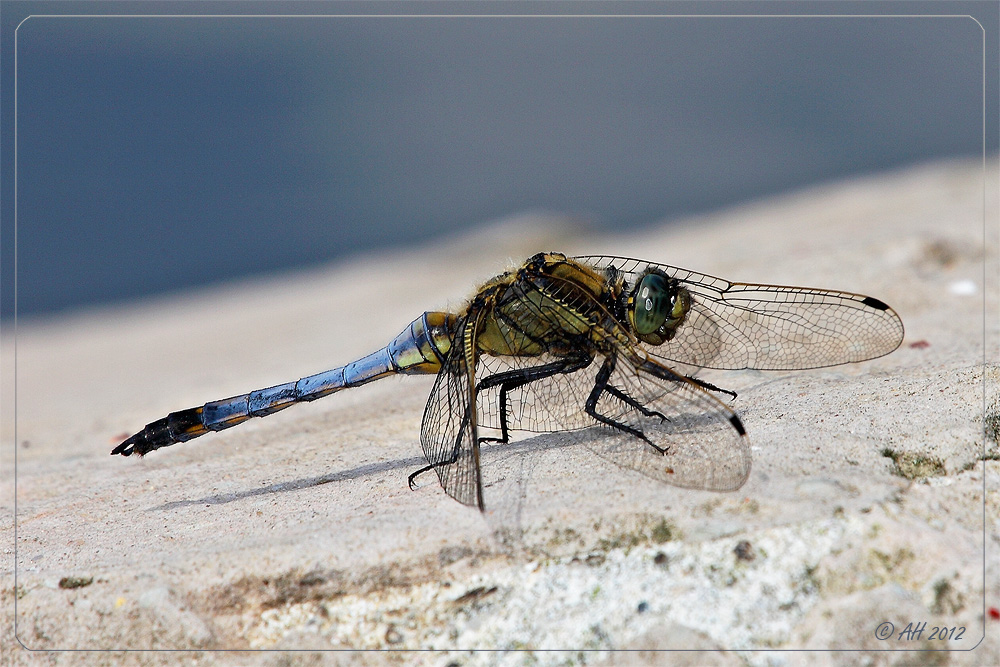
[112,252,904,510]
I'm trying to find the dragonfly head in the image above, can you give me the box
[626,269,691,345]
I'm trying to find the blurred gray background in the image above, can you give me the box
[3,3,996,317]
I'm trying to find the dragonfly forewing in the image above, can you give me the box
[576,255,904,371]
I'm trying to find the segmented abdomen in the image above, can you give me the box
[112,312,457,457]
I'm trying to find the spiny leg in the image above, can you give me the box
[584,353,668,454]
[602,384,670,422]
[478,353,592,444]
[409,402,473,490]
[407,354,592,489]
[683,374,737,400]
[638,364,737,400]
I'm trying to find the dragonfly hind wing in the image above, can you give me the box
[474,349,750,492]
[584,353,751,492]
[419,315,485,510]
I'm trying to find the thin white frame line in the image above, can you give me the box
[12,14,988,19]
[977,11,988,656]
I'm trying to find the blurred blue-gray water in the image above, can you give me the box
[3,7,995,317]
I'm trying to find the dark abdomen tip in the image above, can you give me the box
[111,432,146,457]
[111,407,208,457]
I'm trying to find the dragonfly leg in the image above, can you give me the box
[602,384,671,423]
[585,354,668,455]
[683,374,737,399]
[407,354,592,491]
[408,403,475,490]
[635,359,737,400]
[407,463,437,490]
[476,354,592,444]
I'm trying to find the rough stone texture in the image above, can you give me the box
[3,159,997,665]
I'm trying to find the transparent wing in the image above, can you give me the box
[476,352,681,433]
[476,350,749,492]
[419,315,483,509]
[588,354,750,491]
[475,266,697,436]
[575,255,904,371]
[471,267,749,491]
[477,352,597,434]
[473,269,600,434]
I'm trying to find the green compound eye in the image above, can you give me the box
[633,272,674,335]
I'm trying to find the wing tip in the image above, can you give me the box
[861,296,891,312]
